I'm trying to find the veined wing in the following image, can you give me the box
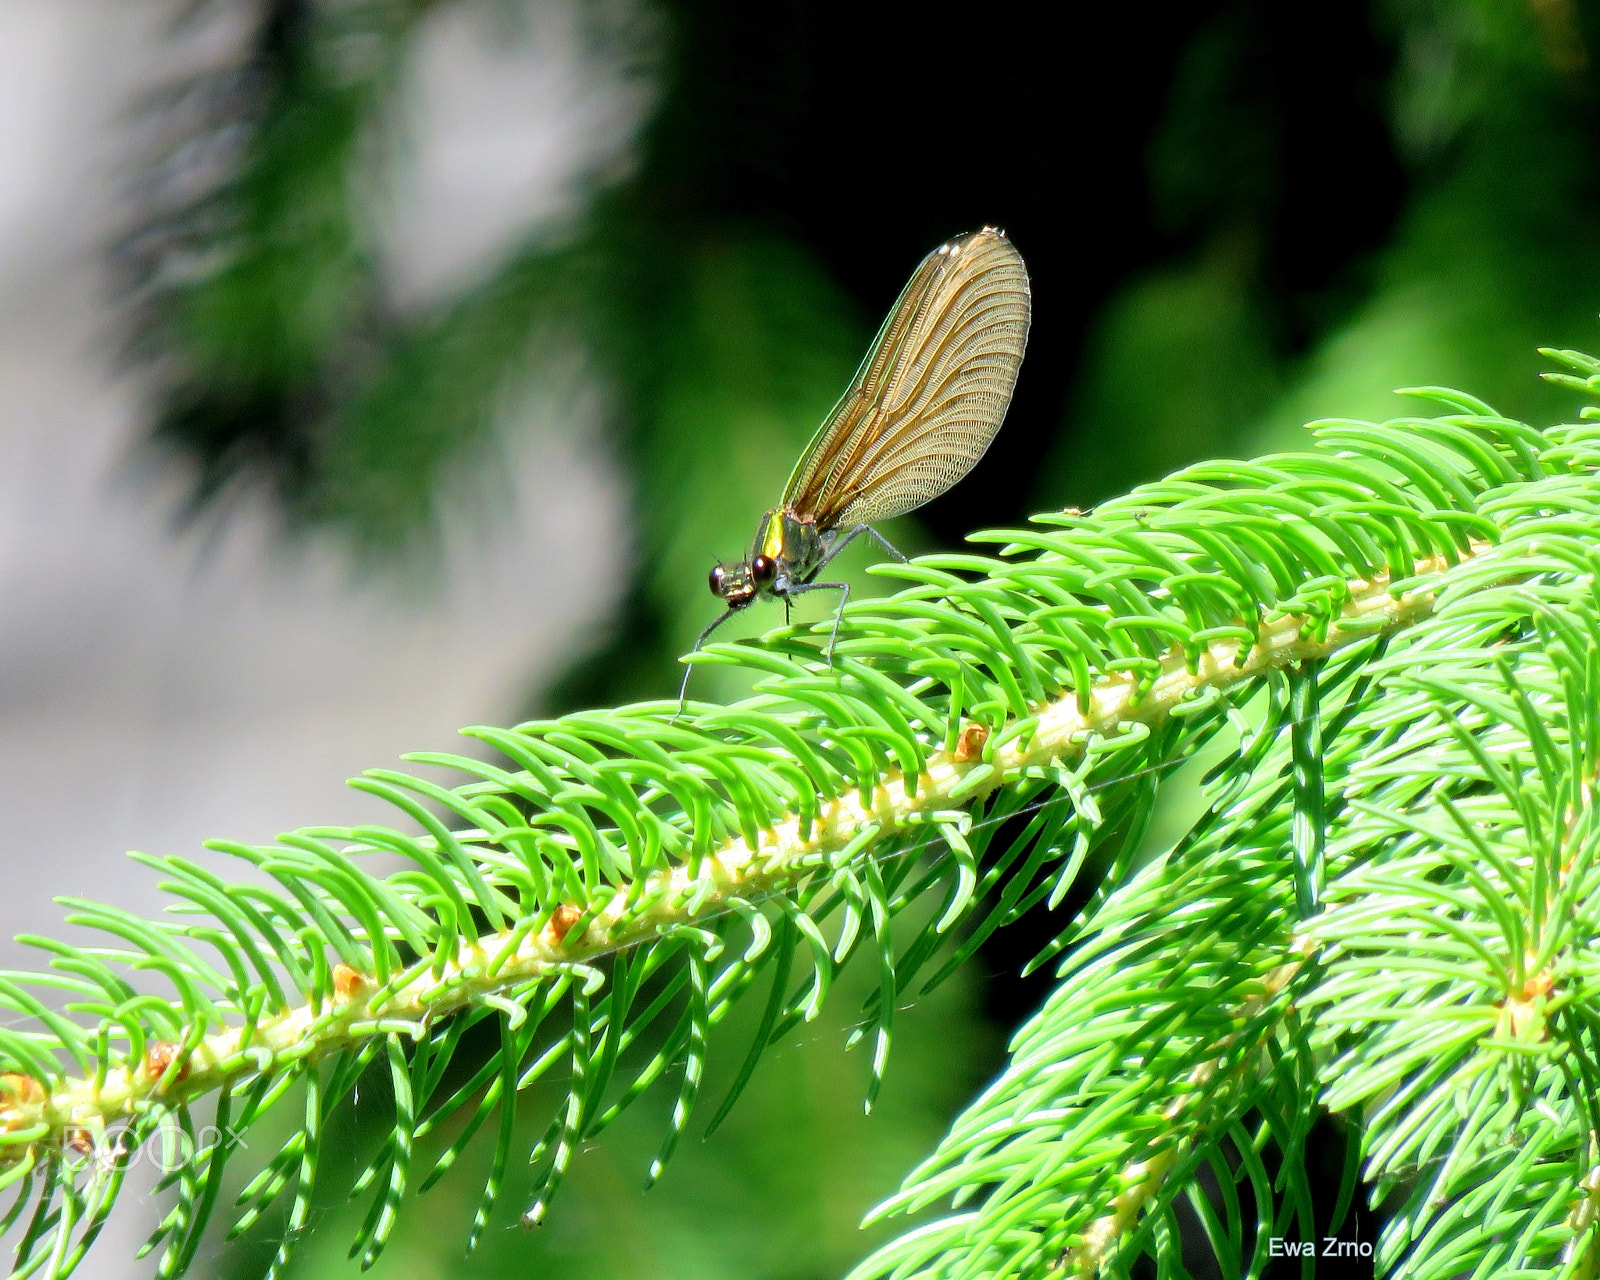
[782,227,1030,529]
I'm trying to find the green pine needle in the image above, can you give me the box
[3,364,1600,1276]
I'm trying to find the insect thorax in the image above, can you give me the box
[756,508,825,586]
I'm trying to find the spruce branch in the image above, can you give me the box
[0,372,1591,1278]
[849,370,1600,1278]
[5,544,1468,1146]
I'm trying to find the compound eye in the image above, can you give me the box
[751,555,777,587]
[708,565,726,596]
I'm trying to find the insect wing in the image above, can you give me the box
[781,227,1030,529]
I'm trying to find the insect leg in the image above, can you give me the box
[786,581,850,665]
[676,608,739,717]
[858,525,910,563]
[815,523,909,576]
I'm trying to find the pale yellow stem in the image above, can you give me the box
[1,549,1473,1156]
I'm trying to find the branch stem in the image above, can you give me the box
[9,549,1475,1154]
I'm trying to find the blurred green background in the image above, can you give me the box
[109,0,1600,1275]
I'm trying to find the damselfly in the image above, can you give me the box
[682,226,1031,705]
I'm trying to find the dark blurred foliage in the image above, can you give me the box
[118,0,1600,1275]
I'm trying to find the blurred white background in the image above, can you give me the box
[0,0,638,997]
[0,4,645,1266]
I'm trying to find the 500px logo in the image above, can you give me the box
[1269,1236,1373,1259]
[60,1124,248,1176]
